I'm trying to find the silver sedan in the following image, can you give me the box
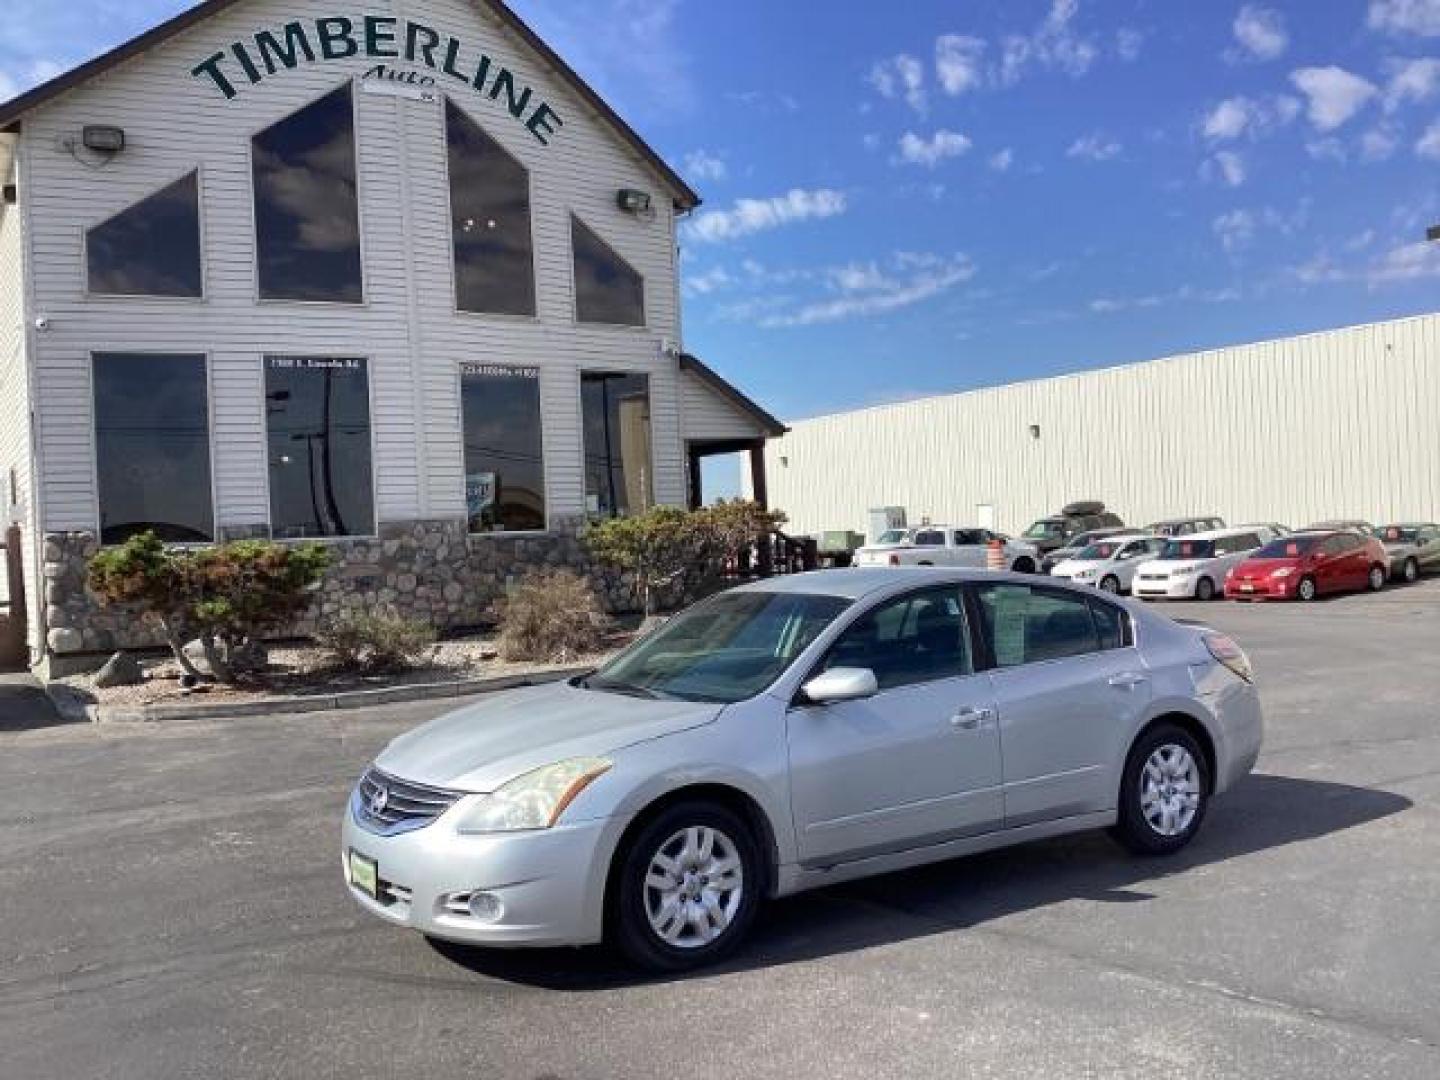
[342,568,1263,971]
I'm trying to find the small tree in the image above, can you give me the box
[88,531,330,684]
[496,569,610,662]
[698,500,788,567]
[582,506,705,616]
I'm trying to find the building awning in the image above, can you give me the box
[679,354,787,442]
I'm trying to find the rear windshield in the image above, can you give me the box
[1160,539,1216,560]
[1024,521,1066,539]
[1256,536,1322,558]
[1382,526,1418,543]
[1075,541,1122,560]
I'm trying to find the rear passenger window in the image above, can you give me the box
[973,584,1101,668]
[913,530,944,546]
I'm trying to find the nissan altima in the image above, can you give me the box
[342,568,1262,972]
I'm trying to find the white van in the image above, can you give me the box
[1133,527,1275,601]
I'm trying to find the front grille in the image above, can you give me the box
[1139,573,1169,581]
[353,766,463,835]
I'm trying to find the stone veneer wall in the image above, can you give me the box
[41,516,637,659]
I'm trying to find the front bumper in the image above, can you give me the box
[1225,576,1295,601]
[340,792,616,948]
[1133,576,1196,599]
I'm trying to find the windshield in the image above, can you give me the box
[1024,520,1065,539]
[1256,536,1322,558]
[876,529,910,545]
[587,590,852,704]
[1075,541,1123,560]
[1160,539,1216,560]
[1382,526,1418,543]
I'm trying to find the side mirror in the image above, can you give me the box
[800,667,878,705]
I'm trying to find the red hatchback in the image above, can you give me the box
[1225,530,1389,601]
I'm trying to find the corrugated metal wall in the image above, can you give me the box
[760,314,1440,536]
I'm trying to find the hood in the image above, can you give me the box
[1233,556,1301,577]
[1052,558,1104,576]
[374,680,723,792]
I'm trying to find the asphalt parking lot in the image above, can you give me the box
[2,583,1438,1080]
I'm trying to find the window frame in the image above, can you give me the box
[260,353,380,543]
[89,350,218,547]
[246,79,369,309]
[568,212,647,329]
[81,166,208,303]
[577,368,654,519]
[442,96,541,323]
[962,581,1135,673]
[454,360,550,536]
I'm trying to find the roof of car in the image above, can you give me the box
[1183,526,1264,540]
[1148,516,1219,526]
[734,567,1029,601]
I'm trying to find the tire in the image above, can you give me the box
[609,801,762,972]
[1011,557,1036,574]
[1195,577,1216,601]
[1297,575,1318,602]
[1100,575,1121,594]
[1111,723,1210,856]
[1368,565,1387,592]
[1402,558,1419,584]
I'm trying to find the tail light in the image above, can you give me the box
[1203,632,1254,683]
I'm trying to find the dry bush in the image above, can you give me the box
[316,610,437,674]
[497,569,611,662]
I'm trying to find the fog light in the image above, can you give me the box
[468,892,504,923]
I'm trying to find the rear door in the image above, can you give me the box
[969,582,1152,825]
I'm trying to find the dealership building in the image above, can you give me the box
[758,312,1440,540]
[0,0,785,671]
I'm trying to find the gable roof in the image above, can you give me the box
[679,353,788,438]
[0,0,700,210]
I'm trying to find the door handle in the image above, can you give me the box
[1108,672,1149,690]
[950,706,995,730]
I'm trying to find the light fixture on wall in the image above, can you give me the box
[81,125,126,154]
[1029,424,1042,439]
[617,188,652,214]
[1,184,15,205]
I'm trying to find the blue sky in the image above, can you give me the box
[4,1,1440,431]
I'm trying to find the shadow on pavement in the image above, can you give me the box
[428,773,1411,990]
[0,682,74,731]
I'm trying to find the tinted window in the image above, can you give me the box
[581,372,651,516]
[93,353,213,545]
[461,363,544,532]
[913,530,945,546]
[447,100,535,316]
[824,587,972,690]
[1090,599,1127,650]
[1257,535,1322,558]
[87,172,202,297]
[253,84,362,303]
[572,215,644,325]
[974,584,1101,667]
[1161,538,1216,560]
[265,356,373,538]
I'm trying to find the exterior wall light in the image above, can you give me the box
[617,188,652,214]
[1029,424,1042,439]
[81,125,126,154]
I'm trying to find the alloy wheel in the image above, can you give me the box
[1140,744,1202,838]
[643,826,745,949]
[1369,566,1386,592]
[1298,577,1317,601]
[1404,559,1419,584]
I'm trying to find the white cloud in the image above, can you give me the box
[1089,285,1240,313]
[0,58,68,102]
[988,148,1015,172]
[1369,0,1440,36]
[684,188,848,244]
[1116,28,1144,62]
[1362,124,1401,160]
[1368,240,1440,282]
[1000,0,1100,84]
[1204,149,1248,186]
[1066,132,1122,161]
[761,252,977,328]
[935,35,986,95]
[1204,97,1254,140]
[1214,209,1257,251]
[682,150,727,183]
[1417,118,1440,156]
[1291,66,1379,131]
[1384,57,1440,111]
[869,53,927,113]
[683,266,733,296]
[1306,137,1350,162]
[896,129,973,167]
[1202,94,1301,141]
[1232,6,1289,61]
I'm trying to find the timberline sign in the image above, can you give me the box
[189,14,564,145]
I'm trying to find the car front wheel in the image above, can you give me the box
[610,802,761,972]
[1368,565,1387,592]
[1297,575,1318,601]
[1402,558,1419,584]
[1195,577,1216,601]
[1112,723,1210,856]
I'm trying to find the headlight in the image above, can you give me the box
[1271,567,1295,578]
[1172,566,1197,577]
[454,757,612,834]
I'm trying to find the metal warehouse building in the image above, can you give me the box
[0,0,784,672]
[757,313,1440,539]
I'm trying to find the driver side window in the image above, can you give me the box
[823,587,973,691]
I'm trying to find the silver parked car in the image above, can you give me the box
[1379,523,1440,582]
[342,569,1263,971]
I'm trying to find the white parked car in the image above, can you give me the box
[1133,527,1276,601]
[852,525,1040,573]
[1051,535,1168,594]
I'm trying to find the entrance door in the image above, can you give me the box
[0,526,26,671]
[786,584,1004,866]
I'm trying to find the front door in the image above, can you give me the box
[786,585,1003,866]
[971,582,1153,826]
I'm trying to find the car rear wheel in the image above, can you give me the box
[1100,575,1121,594]
[1402,558,1419,584]
[1111,723,1210,856]
[1368,565,1387,592]
[1297,575,1318,601]
[610,801,761,972]
[1195,577,1216,601]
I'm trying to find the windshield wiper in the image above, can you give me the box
[582,677,663,700]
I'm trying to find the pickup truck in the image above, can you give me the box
[852,525,1040,573]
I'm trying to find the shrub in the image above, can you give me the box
[496,569,610,662]
[88,531,330,684]
[316,610,438,674]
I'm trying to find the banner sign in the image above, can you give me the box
[466,472,497,517]
[191,15,564,145]
[460,362,539,379]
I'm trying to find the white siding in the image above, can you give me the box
[680,369,770,442]
[20,0,688,536]
[763,314,1440,536]
[0,155,38,648]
